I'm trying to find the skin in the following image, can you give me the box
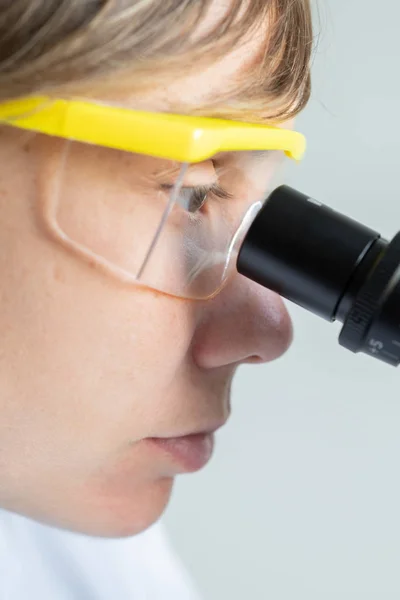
[0,5,293,538]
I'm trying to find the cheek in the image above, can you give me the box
[0,217,195,472]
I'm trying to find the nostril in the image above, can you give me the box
[245,355,264,364]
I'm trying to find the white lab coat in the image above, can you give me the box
[0,509,201,599]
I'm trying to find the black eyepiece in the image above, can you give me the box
[238,185,400,366]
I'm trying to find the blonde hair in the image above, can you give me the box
[0,0,313,124]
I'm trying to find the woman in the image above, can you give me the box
[0,0,312,597]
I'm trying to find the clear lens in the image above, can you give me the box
[41,141,285,299]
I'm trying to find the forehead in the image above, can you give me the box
[143,27,267,114]
[88,3,268,115]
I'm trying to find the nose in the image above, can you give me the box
[191,274,293,369]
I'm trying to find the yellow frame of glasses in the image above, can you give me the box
[0,95,306,163]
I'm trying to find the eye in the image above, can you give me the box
[161,183,233,214]
[177,187,209,214]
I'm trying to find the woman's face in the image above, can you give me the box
[0,15,293,537]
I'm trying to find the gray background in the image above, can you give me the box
[165,2,400,599]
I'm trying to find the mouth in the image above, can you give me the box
[146,420,226,473]
[147,432,215,472]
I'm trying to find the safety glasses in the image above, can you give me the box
[0,96,306,299]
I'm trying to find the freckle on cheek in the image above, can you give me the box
[53,264,66,283]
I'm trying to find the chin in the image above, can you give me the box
[14,477,175,539]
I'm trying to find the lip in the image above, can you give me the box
[147,432,215,472]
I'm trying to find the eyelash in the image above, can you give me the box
[161,182,233,200]
[160,181,234,215]
[196,183,234,200]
